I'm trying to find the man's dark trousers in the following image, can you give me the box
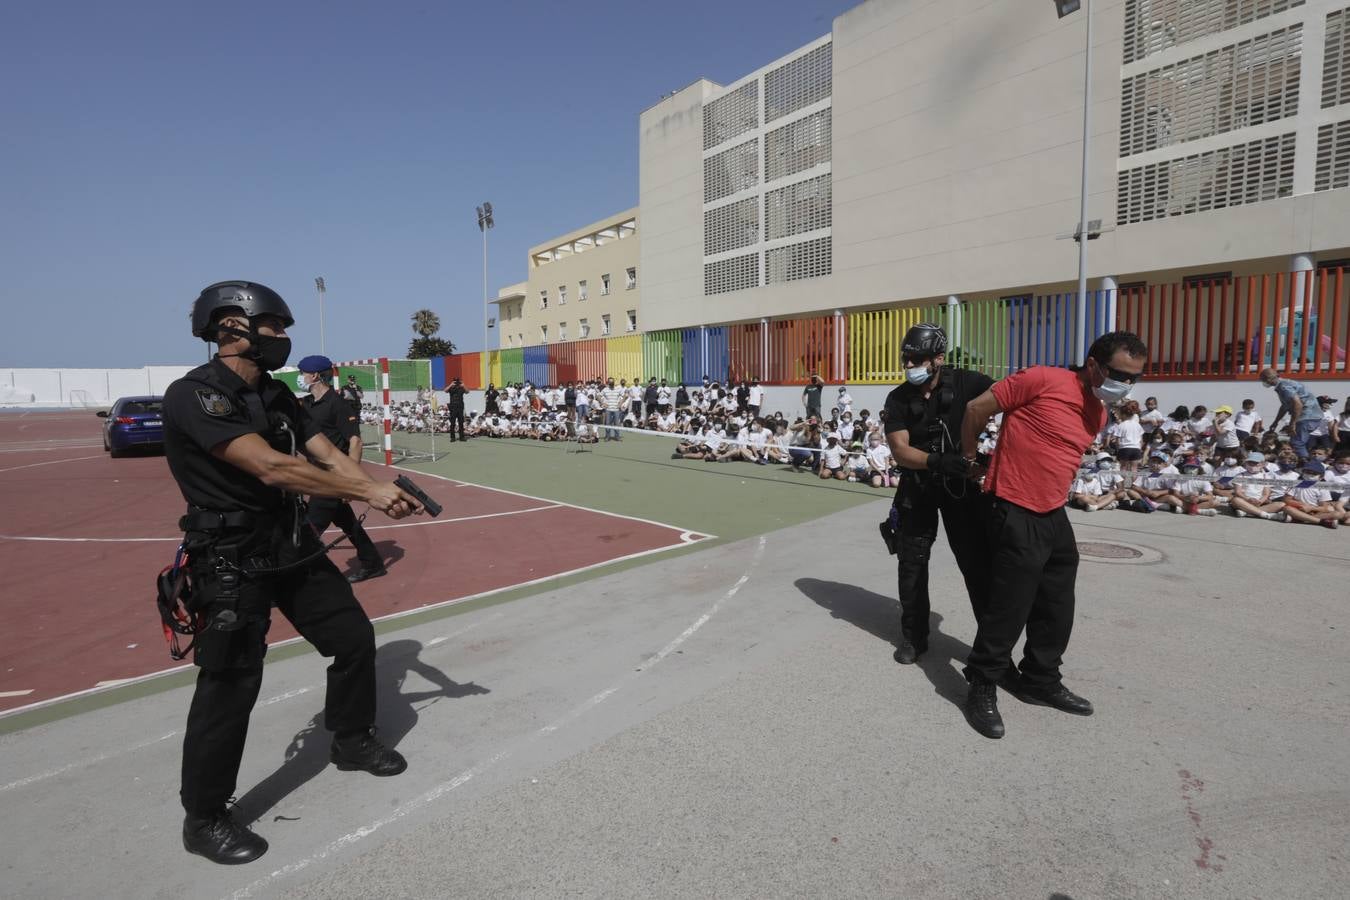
[964,498,1078,688]
[448,406,465,441]
[895,476,991,646]
[306,497,382,571]
[180,554,376,816]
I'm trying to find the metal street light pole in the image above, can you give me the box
[477,203,495,352]
[314,276,327,355]
[1055,0,1092,363]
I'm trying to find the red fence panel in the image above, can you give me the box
[551,342,578,384]
[767,316,836,385]
[727,322,763,384]
[576,339,607,382]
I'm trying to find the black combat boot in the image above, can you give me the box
[963,681,1005,739]
[893,635,927,665]
[182,809,268,864]
[331,727,407,776]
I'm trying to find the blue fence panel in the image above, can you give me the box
[705,326,729,385]
[523,346,550,386]
[680,328,703,386]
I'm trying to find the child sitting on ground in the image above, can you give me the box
[1279,460,1349,529]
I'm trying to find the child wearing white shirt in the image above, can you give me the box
[1280,461,1348,527]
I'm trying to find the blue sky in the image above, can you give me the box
[0,0,850,368]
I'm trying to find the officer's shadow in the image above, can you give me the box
[234,638,489,825]
[795,578,971,709]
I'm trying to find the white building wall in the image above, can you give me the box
[638,0,1350,334]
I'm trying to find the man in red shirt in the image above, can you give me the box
[956,332,1148,739]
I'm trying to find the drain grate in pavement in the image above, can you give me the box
[1077,541,1144,559]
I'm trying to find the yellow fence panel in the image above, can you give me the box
[605,334,644,382]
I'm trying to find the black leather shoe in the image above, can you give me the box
[963,682,1005,739]
[1018,683,1094,716]
[893,638,927,665]
[331,727,407,776]
[182,810,268,865]
[346,566,387,584]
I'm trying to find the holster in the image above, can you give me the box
[186,537,274,673]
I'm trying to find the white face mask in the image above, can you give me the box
[1090,360,1133,405]
[905,362,932,386]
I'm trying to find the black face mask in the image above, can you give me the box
[218,326,292,371]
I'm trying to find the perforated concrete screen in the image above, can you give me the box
[701,40,832,297]
[1117,132,1296,224]
[1119,25,1303,157]
[1122,0,1305,65]
[764,108,831,183]
[705,198,760,256]
[764,42,831,123]
[1315,118,1350,190]
[1325,7,1350,108]
[764,174,831,242]
[704,139,760,204]
[704,252,759,296]
[765,236,832,285]
[703,82,758,151]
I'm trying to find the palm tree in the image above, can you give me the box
[411,309,441,338]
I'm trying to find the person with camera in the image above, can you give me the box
[162,281,422,865]
[338,373,364,411]
[443,376,467,441]
[882,323,994,665]
[296,354,388,583]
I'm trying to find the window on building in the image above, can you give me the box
[578,279,588,301]
[559,321,567,341]
[579,317,590,338]
[539,290,548,310]
[626,267,637,290]
[559,285,567,305]
[601,314,611,336]
[626,310,637,332]
[601,273,611,295]
[540,324,548,342]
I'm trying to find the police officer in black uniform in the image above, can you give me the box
[163,281,421,865]
[883,323,994,665]
[296,354,387,583]
[339,373,364,411]
[444,377,467,441]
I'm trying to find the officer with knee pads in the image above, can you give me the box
[883,323,994,664]
[163,281,421,865]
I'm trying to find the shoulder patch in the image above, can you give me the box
[195,389,233,417]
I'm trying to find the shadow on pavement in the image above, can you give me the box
[340,539,405,578]
[794,577,972,709]
[234,638,488,824]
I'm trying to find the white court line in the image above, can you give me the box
[0,689,34,698]
[0,616,501,792]
[0,503,566,544]
[0,453,103,473]
[227,534,767,899]
[392,463,713,540]
[0,535,698,722]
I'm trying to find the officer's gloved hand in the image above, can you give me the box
[926,452,971,479]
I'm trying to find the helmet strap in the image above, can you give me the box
[214,323,264,363]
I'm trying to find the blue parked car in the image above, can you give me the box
[98,396,164,457]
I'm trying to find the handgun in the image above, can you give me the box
[393,474,443,517]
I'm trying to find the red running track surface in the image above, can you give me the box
[0,412,704,714]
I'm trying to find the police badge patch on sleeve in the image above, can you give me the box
[196,389,233,416]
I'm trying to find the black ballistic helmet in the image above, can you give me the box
[901,322,947,359]
[191,281,295,342]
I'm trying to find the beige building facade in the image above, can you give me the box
[492,209,641,348]
[637,0,1350,331]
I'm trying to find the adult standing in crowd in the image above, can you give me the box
[484,382,500,415]
[338,374,363,411]
[1262,368,1322,461]
[163,282,420,863]
[883,323,994,664]
[957,331,1148,739]
[443,377,467,442]
[748,378,764,417]
[644,378,660,421]
[600,377,625,441]
[297,355,386,583]
[802,373,824,421]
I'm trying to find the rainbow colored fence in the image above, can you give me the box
[424,266,1349,388]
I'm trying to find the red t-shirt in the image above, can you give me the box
[985,366,1107,513]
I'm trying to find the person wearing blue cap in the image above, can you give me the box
[298,355,387,582]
